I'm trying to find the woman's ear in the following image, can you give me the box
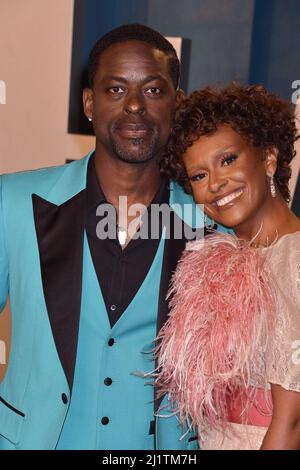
[265,148,279,176]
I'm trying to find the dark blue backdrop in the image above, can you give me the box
[68,0,300,210]
[69,0,300,127]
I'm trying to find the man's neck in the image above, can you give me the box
[93,150,162,208]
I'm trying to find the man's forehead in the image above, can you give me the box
[99,40,169,66]
[96,41,171,82]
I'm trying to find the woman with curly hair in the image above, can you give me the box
[156,84,300,449]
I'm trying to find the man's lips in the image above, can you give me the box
[115,123,151,137]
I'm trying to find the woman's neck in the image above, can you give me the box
[234,196,300,247]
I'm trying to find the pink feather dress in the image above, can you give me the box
[156,231,300,449]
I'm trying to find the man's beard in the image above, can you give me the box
[109,128,162,164]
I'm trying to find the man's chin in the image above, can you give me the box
[113,144,156,164]
[116,153,154,164]
[110,133,161,163]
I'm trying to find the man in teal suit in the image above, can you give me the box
[0,24,204,450]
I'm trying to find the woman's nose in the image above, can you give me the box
[208,172,228,193]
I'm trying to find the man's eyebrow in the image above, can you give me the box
[105,74,167,84]
[142,74,167,84]
[106,76,128,83]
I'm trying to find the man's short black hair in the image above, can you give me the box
[87,23,180,90]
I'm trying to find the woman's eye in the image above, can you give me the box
[190,173,206,182]
[222,154,238,166]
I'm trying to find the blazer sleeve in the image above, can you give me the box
[0,175,9,312]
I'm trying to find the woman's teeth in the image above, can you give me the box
[216,189,243,207]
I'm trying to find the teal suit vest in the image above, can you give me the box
[57,234,165,449]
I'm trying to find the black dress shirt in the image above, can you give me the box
[85,156,170,327]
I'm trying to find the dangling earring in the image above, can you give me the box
[204,213,215,229]
[270,175,276,198]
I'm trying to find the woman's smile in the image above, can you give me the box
[212,188,244,208]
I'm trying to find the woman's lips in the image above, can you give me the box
[214,188,244,208]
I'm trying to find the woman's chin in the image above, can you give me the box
[210,214,242,230]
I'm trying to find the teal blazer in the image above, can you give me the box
[0,151,207,450]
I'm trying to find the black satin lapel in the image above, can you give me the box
[32,189,86,391]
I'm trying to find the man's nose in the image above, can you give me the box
[124,91,145,115]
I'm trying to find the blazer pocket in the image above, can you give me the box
[0,396,25,445]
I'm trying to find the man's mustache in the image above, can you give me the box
[112,120,155,131]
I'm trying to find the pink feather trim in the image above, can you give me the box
[155,232,276,434]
